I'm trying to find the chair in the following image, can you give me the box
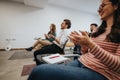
[63,45,80,60]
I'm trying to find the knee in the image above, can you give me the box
[28,64,52,80]
[28,65,42,80]
[30,64,52,75]
[34,64,55,72]
[35,64,52,70]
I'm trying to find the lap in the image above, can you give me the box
[28,60,107,80]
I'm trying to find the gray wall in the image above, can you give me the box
[0,1,100,49]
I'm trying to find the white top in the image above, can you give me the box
[53,29,69,48]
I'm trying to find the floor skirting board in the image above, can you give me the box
[0,48,25,51]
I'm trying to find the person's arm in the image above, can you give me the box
[53,36,60,44]
[45,32,56,39]
[47,34,60,44]
[53,32,56,37]
[44,34,55,42]
[89,42,120,74]
[52,34,68,45]
[44,34,50,39]
[69,31,120,73]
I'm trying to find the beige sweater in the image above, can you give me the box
[79,38,120,80]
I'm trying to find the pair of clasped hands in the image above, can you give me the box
[44,34,55,39]
[68,31,95,51]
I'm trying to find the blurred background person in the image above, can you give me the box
[26,23,56,51]
[89,23,98,37]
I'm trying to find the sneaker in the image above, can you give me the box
[26,47,33,51]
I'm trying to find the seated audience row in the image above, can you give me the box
[28,0,120,79]
[27,19,71,65]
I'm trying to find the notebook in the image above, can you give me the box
[42,53,70,64]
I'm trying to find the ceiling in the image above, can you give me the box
[49,0,100,14]
[4,0,101,14]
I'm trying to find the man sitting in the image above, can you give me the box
[33,19,71,65]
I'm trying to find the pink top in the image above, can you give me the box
[79,38,120,80]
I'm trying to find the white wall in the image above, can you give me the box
[0,1,100,49]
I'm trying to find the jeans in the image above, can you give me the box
[28,59,108,80]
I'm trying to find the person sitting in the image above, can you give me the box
[89,23,98,37]
[26,23,56,51]
[33,19,71,65]
[80,23,98,54]
[28,0,120,80]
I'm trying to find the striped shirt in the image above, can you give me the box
[79,38,120,80]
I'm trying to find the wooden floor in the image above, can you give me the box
[0,50,34,80]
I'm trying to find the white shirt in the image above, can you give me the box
[53,29,69,48]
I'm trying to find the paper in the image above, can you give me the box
[42,53,70,64]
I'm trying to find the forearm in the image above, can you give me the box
[46,35,50,39]
[54,37,60,44]
[90,44,120,73]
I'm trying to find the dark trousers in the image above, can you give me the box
[73,45,82,60]
[34,43,63,65]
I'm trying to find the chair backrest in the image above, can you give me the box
[63,39,69,49]
[62,39,69,54]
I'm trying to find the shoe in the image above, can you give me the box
[26,47,33,51]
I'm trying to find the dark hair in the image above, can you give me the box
[64,19,71,29]
[92,0,120,43]
[90,23,98,27]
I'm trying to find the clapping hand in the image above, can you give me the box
[68,31,95,49]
